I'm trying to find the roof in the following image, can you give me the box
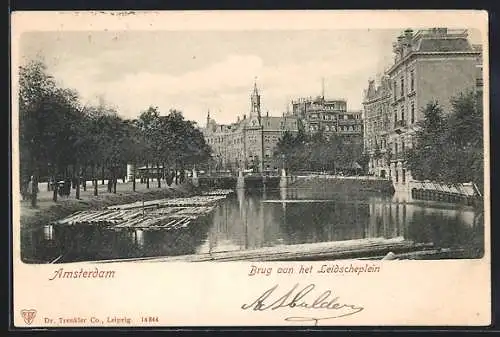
[417,38,473,53]
[204,114,299,134]
[261,116,298,131]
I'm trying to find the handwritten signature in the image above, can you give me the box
[241,283,364,325]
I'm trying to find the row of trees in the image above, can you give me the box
[19,59,211,208]
[406,90,484,194]
[273,123,368,173]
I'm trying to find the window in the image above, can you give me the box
[411,102,415,124]
[400,76,404,97]
[401,106,405,122]
[402,169,406,184]
[393,80,397,98]
[394,142,398,155]
[401,140,405,153]
[410,70,415,92]
[395,169,399,183]
[394,109,398,127]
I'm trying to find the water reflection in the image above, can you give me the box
[200,187,483,258]
[21,186,484,263]
[134,229,144,248]
[43,225,54,241]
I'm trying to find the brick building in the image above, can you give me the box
[363,28,483,189]
[203,82,299,173]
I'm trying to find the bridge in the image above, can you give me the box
[193,169,288,190]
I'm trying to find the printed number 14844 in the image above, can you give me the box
[141,316,159,323]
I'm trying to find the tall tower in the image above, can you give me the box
[250,79,261,118]
[206,109,210,128]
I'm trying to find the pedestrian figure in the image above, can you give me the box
[166,170,173,186]
[63,179,71,197]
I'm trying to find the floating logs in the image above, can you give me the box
[107,195,227,210]
[52,192,226,231]
[201,189,234,196]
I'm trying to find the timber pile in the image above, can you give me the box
[54,205,216,230]
[113,215,194,231]
[107,195,226,210]
[54,210,142,226]
[201,189,234,196]
[53,193,228,231]
[132,237,435,262]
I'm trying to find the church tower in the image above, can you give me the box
[250,79,261,119]
[206,109,211,128]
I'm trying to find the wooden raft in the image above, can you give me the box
[53,205,216,231]
[107,195,226,210]
[53,192,229,231]
[201,189,234,196]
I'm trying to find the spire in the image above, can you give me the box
[321,77,325,99]
[206,109,211,128]
[250,78,261,118]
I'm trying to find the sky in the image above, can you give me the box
[19,29,482,126]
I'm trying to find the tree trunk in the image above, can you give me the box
[30,168,38,208]
[107,164,112,193]
[132,162,136,192]
[157,162,161,188]
[75,163,81,200]
[82,166,87,192]
[93,164,98,196]
[52,165,58,202]
[146,162,150,189]
[101,165,105,185]
[112,165,117,194]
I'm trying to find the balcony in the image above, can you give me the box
[338,119,361,125]
[393,119,407,134]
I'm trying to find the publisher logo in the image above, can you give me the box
[21,309,37,325]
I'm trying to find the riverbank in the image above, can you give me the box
[19,182,199,229]
[289,175,395,194]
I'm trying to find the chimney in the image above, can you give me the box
[266,111,269,117]
[243,114,246,119]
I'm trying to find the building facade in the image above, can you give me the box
[363,28,483,189]
[362,76,392,178]
[291,96,363,139]
[203,83,299,173]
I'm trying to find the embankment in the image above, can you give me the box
[20,183,201,229]
[289,176,395,194]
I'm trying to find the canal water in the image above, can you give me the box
[21,187,484,263]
